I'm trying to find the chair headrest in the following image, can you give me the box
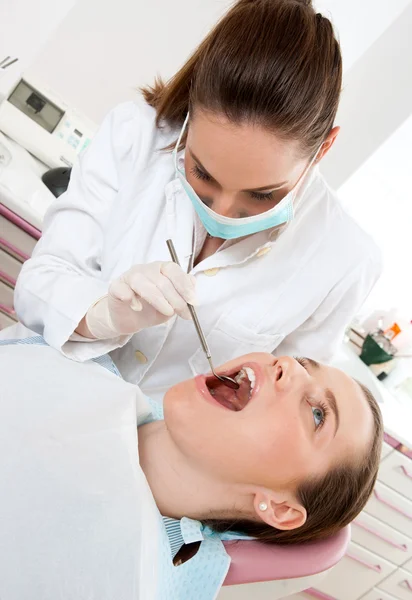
[223,525,351,586]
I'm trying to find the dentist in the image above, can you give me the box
[13,0,381,403]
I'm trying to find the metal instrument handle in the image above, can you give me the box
[166,239,211,359]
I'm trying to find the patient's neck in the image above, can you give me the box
[138,421,251,521]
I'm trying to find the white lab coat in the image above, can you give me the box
[14,100,382,403]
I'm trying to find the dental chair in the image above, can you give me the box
[221,525,350,599]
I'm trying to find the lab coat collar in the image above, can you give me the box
[165,161,320,273]
[167,178,281,272]
[164,178,195,273]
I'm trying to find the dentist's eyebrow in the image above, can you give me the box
[301,357,340,436]
[189,150,289,192]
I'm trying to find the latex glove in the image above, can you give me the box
[85,262,197,339]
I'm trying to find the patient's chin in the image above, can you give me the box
[163,379,193,422]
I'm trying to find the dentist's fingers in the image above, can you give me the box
[127,275,175,317]
[151,274,192,319]
[86,262,197,340]
[160,262,198,306]
[109,280,143,311]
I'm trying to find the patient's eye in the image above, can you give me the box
[312,406,324,428]
[310,401,328,430]
[295,357,308,370]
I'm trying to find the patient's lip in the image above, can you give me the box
[195,374,227,409]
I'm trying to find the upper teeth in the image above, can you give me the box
[235,367,256,390]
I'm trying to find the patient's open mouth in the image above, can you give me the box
[205,367,256,411]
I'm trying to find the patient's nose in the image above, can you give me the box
[273,357,304,391]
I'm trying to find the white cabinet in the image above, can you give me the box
[351,511,412,565]
[0,280,16,326]
[382,442,396,460]
[0,310,15,329]
[0,261,18,327]
[378,568,412,600]
[285,595,318,600]
[218,576,325,600]
[379,452,412,501]
[312,541,395,600]
[0,214,37,259]
[0,204,41,330]
[364,481,412,538]
[361,589,402,600]
[0,280,14,309]
[0,248,22,282]
[403,557,412,575]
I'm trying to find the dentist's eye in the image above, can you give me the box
[250,190,275,201]
[191,165,212,182]
[311,402,328,430]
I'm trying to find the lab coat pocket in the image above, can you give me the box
[188,314,285,376]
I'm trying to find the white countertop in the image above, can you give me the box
[331,344,412,449]
[0,132,54,229]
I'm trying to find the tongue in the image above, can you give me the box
[208,377,251,411]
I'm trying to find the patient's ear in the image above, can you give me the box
[253,490,307,531]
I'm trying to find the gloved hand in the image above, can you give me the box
[85,262,197,339]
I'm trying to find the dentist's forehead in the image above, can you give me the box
[187,109,306,190]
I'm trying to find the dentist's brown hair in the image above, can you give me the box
[142,0,342,157]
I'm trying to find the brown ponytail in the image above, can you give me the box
[142,0,342,157]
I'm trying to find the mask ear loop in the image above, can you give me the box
[173,113,190,172]
[296,144,323,190]
[290,143,324,211]
[263,143,323,236]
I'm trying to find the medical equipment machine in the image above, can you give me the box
[166,239,239,390]
[0,76,97,168]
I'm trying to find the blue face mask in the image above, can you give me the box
[173,113,320,240]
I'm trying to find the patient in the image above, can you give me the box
[142,351,383,544]
[0,343,383,597]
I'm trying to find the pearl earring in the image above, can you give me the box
[259,502,268,512]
